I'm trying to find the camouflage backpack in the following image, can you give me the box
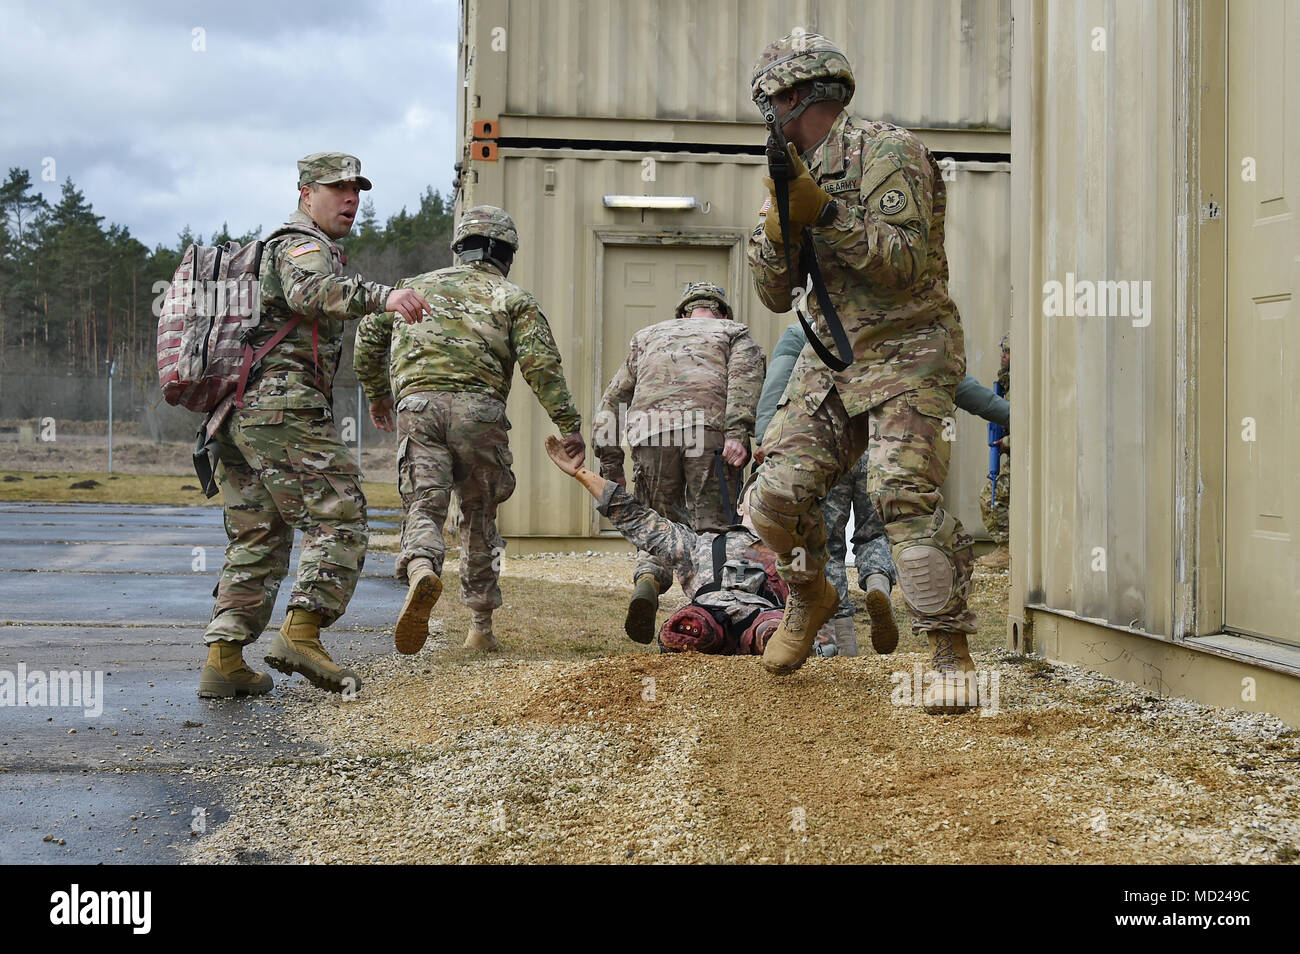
[156,224,317,413]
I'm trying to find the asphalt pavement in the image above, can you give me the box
[0,501,406,864]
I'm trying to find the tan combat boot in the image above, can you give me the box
[863,573,900,655]
[197,640,273,698]
[264,609,361,694]
[624,574,660,644]
[464,610,500,652]
[395,557,442,655]
[761,574,840,675]
[923,631,980,714]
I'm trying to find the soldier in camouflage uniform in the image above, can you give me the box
[594,282,766,643]
[979,333,1011,544]
[198,152,432,699]
[546,437,784,645]
[754,322,897,659]
[355,205,584,654]
[745,34,979,712]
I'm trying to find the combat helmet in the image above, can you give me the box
[750,32,855,126]
[451,205,519,272]
[676,281,733,320]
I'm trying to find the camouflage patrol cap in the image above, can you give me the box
[451,205,520,252]
[750,32,855,105]
[676,281,732,319]
[297,152,373,190]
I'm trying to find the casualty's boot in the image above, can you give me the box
[395,557,442,655]
[464,610,500,652]
[812,621,839,659]
[832,616,859,657]
[264,609,361,695]
[197,640,273,699]
[864,573,899,655]
[923,631,979,714]
[624,574,661,644]
[761,573,840,675]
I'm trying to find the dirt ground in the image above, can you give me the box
[189,554,1300,865]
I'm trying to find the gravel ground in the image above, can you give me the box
[189,555,1300,865]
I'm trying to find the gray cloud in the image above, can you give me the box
[1,0,459,247]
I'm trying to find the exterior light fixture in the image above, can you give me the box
[602,195,700,210]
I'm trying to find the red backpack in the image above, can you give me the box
[156,225,317,413]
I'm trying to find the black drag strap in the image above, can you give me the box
[769,149,854,373]
[695,531,731,598]
[714,449,738,525]
[796,242,854,372]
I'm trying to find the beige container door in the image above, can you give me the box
[1224,0,1300,644]
[597,244,731,533]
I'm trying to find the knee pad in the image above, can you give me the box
[892,509,962,617]
[747,479,801,554]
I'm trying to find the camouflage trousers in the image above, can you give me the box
[630,428,741,592]
[395,391,516,612]
[753,385,976,636]
[822,453,895,620]
[979,467,1010,544]
[205,406,368,645]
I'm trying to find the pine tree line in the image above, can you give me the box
[0,167,455,387]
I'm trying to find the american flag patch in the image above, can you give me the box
[289,242,321,257]
[759,197,772,216]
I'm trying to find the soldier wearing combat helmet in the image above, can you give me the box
[594,280,765,643]
[355,205,584,654]
[198,152,432,699]
[745,33,979,712]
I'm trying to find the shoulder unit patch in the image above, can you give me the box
[879,189,907,215]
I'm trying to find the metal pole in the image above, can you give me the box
[107,359,116,475]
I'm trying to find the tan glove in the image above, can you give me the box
[762,143,832,243]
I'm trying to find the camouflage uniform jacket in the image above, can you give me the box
[244,210,393,410]
[748,110,966,419]
[596,317,765,448]
[354,261,581,435]
[596,480,779,628]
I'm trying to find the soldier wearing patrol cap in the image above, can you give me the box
[355,205,585,654]
[745,34,979,713]
[198,152,432,699]
[594,281,766,643]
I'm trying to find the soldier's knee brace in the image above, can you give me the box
[892,509,963,617]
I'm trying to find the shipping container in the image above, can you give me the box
[1009,0,1300,724]
[455,0,1014,547]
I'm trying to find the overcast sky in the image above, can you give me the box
[1,0,460,249]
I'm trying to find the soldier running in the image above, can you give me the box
[594,282,765,643]
[198,152,431,699]
[355,205,584,654]
[745,34,981,712]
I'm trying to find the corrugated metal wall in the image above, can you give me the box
[459,0,1013,539]
[475,150,1011,538]
[1010,0,1178,637]
[495,0,1011,130]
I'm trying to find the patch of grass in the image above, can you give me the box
[0,469,401,510]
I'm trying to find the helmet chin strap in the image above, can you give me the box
[776,80,850,136]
